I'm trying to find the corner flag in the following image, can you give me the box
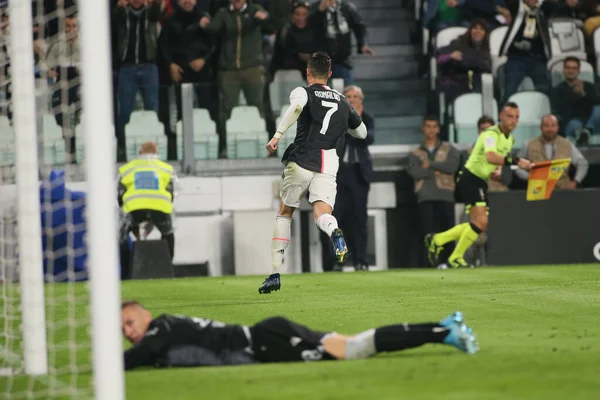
[526,158,571,201]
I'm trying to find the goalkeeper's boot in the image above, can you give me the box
[331,228,348,265]
[425,233,443,267]
[440,311,464,328]
[441,311,479,355]
[448,257,474,269]
[258,273,281,294]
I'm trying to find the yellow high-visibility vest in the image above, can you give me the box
[118,158,174,214]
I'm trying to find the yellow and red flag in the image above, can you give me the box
[526,158,571,201]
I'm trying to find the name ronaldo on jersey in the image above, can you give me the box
[314,90,341,101]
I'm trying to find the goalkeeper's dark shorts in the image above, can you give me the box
[250,316,336,363]
[456,168,489,214]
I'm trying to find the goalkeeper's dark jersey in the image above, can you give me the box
[124,314,254,370]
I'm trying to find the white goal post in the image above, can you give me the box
[1,0,125,398]
[7,0,48,377]
[79,0,126,398]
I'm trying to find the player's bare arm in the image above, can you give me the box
[266,87,308,154]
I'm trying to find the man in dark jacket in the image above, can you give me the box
[500,0,555,102]
[159,0,218,123]
[200,0,277,157]
[114,0,162,154]
[552,56,600,143]
[464,0,512,29]
[308,0,373,86]
[320,85,375,272]
[271,0,314,78]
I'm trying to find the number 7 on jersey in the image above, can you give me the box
[320,100,338,134]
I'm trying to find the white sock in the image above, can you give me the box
[345,329,376,360]
[271,216,291,274]
[316,214,338,237]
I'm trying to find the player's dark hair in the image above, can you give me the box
[504,101,519,110]
[422,115,439,125]
[563,56,580,67]
[307,52,332,79]
[121,300,144,310]
[477,115,494,126]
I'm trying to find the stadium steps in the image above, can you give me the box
[351,0,427,146]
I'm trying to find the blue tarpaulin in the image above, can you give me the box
[40,169,88,282]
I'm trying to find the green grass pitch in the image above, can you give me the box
[2,265,600,399]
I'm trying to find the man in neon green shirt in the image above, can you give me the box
[426,102,532,268]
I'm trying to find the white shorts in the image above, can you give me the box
[280,162,337,209]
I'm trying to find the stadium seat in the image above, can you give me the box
[548,19,587,64]
[430,26,468,90]
[450,93,498,145]
[549,58,595,87]
[489,26,508,77]
[275,114,297,154]
[508,91,550,148]
[0,115,11,139]
[42,114,66,165]
[435,26,467,48]
[269,70,305,117]
[175,108,218,160]
[227,106,266,133]
[125,110,168,160]
[226,106,268,159]
[74,119,117,164]
[589,134,600,146]
[0,116,14,166]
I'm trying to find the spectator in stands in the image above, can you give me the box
[113,0,162,159]
[552,56,600,144]
[0,7,10,119]
[308,0,373,86]
[32,24,47,78]
[271,1,314,79]
[320,85,374,272]
[263,0,294,31]
[582,0,600,37]
[550,0,595,25]
[436,18,491,106]
[42,0,77,39]
[425,0,470,35]
[500,0,553,103]
[407,115,460,268]
[464,1,512,29]
[200,0,276,157]
[44,14,81,163]
[515,114,588,187]
[159,0,218,124]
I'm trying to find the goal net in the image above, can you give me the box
[1,0,123,398]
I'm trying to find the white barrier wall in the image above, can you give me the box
[0,175,396,276]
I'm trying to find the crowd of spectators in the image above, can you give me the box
[424,0,600,144]
[0,0,374,160]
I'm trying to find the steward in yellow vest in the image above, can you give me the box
[118,142,178,279]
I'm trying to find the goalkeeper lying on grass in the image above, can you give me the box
[121,301,478,370]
